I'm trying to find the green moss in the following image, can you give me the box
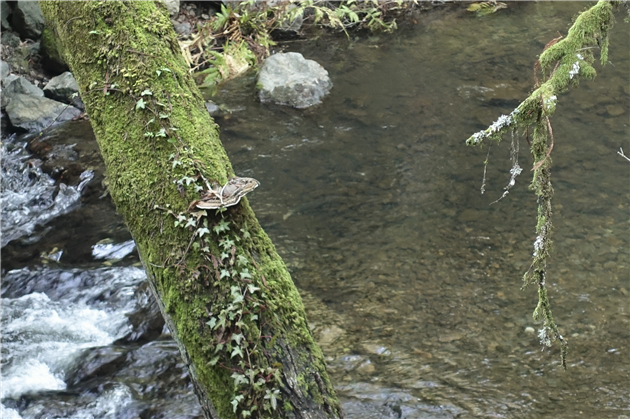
[40,2,340,416]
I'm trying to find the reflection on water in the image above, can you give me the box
[214,2,629,417]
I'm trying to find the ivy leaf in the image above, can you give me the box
[156,128,167,137]
[231,333,244,345]
[135,98,146,110]
[206,317,217,329]
[141,89,153,96]
[213,219,230,234]
[237,255,248,267]
[197,227,210,237]
[185,217,196,228]
[220,238,235,249]
[220,269,230,279]
[208,356,220,366]
[247,284,260,294]
[231,346,243,358]
[231,394,244,412]
[264,389,280,411]
[240,269,252,280]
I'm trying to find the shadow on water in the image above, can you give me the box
[1,2,628,418]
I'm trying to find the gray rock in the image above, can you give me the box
[0,60,9,80]
[1,31,21,48]
[2,74,19,90]
[11,0,45,39]
[44,71,84,110]
[2,75,44,108]
[173,21,191,36]
[162,0,180,16]
[278,4,303,33]
[258,52,332,109]
[1,0,11,30]
[6,94,82,132]
[205,100,220,116]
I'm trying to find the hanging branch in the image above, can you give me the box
[465,1,615,369]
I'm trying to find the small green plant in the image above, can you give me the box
[183,1,412,89]
[170,207,283,418]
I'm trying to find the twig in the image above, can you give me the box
[618,147,630,162]
[531,116,555,171]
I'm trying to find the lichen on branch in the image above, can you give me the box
[465,1,616,369]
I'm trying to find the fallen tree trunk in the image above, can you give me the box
[39,2,343,418]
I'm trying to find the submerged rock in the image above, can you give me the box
[258,52,332,109]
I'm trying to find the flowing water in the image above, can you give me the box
[2,2,629,418]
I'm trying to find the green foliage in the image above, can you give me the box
[167,207,284,418]
[188,0,408,88]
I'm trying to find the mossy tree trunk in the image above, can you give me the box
[39,2,343,418]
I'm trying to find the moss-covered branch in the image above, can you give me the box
[465,1,616,369]
[39,2,343,418]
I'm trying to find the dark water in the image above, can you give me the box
[2,2,628,418]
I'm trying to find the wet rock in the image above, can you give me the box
[0,1,10,31]
[276,4,303,34]
[162,0,180,16]
[11,0,45,39]
[66,346,128,386]
[115,283,165,344]
[2,75,44,108]
[44,71,85,110]
[355,359,376,374]
[205,100,220,116]
[1,30,21,48]
[317,324,345,346]
[0,59,9,80]
[606,104,624,117]
[5,93,81,132]
[338,382,463,419]
[173,21,191,36]
[438,332,462,343]
[363,343,391,356]
[258,52,332,109]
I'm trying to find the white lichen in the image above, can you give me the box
[543,95,557,111]
[538,327,552,347]
[569,61,580,79]
[469,130,486,145]
[533,234,544,257]
[489,114,512,134]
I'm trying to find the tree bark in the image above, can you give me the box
[39,2,343,418]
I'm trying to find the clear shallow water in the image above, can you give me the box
[216,2,629,417]
[1,2,628,418]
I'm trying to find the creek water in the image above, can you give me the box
[2,2,629,418]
